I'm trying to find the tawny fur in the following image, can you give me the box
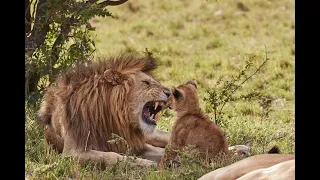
[198,154,295,180]
[237,159,295,180]
[160,80,229,167]
[37,54,171,167]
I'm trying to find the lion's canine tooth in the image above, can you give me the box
[155,102,159,110]
[150,114,154,120]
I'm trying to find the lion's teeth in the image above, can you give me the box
[154,102,159,110]
[150,114,154,120]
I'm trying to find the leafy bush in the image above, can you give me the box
[204,45,269,126]
[25,0,127,107]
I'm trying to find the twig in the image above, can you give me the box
[32,0,38,19]
[218,44,269,116]
[98,0,128,7]
[232,44,269,93]
[84,131,90,151]
[50,172,59,180]
[214,107,217,122]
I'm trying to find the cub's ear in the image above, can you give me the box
[186,80,197,89]
[104,69,127,85]
[172,87,182,99]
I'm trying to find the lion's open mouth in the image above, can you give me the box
[142,101,167,125]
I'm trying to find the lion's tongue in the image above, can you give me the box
[144,108,150,117]
[143,107,158,122]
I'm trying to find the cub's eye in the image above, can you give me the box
[142,81,150,85]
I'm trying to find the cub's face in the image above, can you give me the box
[169,80,199,113]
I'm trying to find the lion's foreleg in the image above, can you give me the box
[70,150,157,168]
[145,128,171,148]
[141,143,165,164]
[62,135,157,168]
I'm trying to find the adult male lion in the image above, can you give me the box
[38,54,171,167]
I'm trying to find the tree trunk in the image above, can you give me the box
[25,64,40,96]
[25,0,31,34]
[25,0,50,97]
[25,0,50,52]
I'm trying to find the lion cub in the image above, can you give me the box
[160,80,229,167]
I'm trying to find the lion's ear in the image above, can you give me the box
[104,69,127,85]
[172,87,182,99]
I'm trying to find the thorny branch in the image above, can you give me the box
[217,44,269,116]
[98,0,128,7]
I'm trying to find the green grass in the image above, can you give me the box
[25,0,294,179]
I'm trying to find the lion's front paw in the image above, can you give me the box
[134,158,157,167]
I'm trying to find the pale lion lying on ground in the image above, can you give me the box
[198,152,295,180]
[38,54,171,167]
[237,159,295,180]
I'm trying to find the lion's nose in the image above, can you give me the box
[164,90,171,98]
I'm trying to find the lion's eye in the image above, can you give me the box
[143,81,150,85]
